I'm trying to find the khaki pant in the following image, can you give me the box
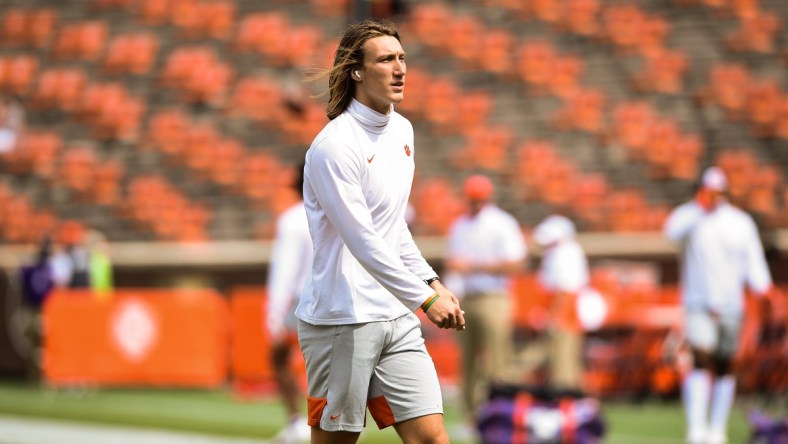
[458,292,515,418]
[548,327,583,390]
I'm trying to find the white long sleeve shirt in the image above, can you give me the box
[664,200,772,315]
[297,99,437,325]
[445,204,527,296]
[267,201,312,336]
[538,239,589,294]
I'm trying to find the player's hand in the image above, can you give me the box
[424,282,465,331]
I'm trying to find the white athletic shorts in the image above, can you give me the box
[685,310,742,357]
[297,312,444,432]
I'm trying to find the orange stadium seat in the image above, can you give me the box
[28,9,58,48]
[456,91,493,131]
[602,4,647,54]
[745,79,783,138]
[644,118,682,179]
[52,20,108,62]
[725,10,781,53]
[31,68,87,112]
[233,12,289,55]
[240,151,284,209]
[0,8,57,48]
[446,16,484,69]
[478,29,515,78]
[633,49,689,94]
[561,0,600,37]
[545,54,585,98]
[701,62,752,119]
[103,32,159,75]
[635,16,671,57]
[453,125,513,171]
[410,177,464,235]
[184,124,222,175]
[144,109,190,158]
[91,160,124,206]
[571,173,608,229]
[1,130,59,177]
[227,76,285,127]
[423,77,460,134]
[611,101,657,159]
[0,55,38,97]
[89,0,135,11]
[512,140,559,201]
[136,0,171,25]
[516,40,557,93]
[309,0,350,18]
[552,88,606,134]
[208,138,246,189]
[670,134,704,181]
[528,0,564,25]
[408,3,451,53]
[59,146,99,198]
[278,25,321,68]
[0,9,28,47]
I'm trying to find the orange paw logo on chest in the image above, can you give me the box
[404,144,411,156]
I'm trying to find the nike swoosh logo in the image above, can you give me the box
[367,155,375,163]
[329,414,340,420]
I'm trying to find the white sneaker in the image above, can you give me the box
[272,417,311,444]
[706,428,727,444]
[685,427,706,444]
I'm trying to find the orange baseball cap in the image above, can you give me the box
[463,175,494,201]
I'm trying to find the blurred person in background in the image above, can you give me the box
[49,222,90,289]
[86,230,113,297]
[443,174,527,430]
[664,166,773,444]
[0,95,24,154]
[298,18,465,444]
[533,215,595,392]
[267,164,311,444]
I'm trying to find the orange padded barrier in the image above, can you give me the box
[43,289,229,387]
[228,287,305,387]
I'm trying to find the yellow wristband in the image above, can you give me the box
[421,293,440,312]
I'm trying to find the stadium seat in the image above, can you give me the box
[611,101,658,159]
[136,0,171,25]
[309,0,350,18]
[545,54,584,98]
[745,79,783,138]
[410,177,464,235]
[35,68,88,112]
[0,55,38,97]
[226,76,285,127]
[632,50,689,94]
[233,12,289,55]
[52,20,108,62]
[453,125,513,171]
[144,109,190,158]
[602,4,647,54]
[0,8,57,49]
[59,145,99,199]
[552,88,606,134]
[446,16,484,69]
[91,160,124,206]
[561,0,600,37]
[408,3,451,53]
[516,40,557,93]
[699,62,752,119]
[423,77,460,134]
[478,29,515,78]
[725,10,781,53]
[102,33,159,75]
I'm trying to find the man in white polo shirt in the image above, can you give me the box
[533,214,592,392]
[298,18,465,444]
[444,174,527,425]
[664,166,773,444]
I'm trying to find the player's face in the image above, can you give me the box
[354,35,406,115]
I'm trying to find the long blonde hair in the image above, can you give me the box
[322,19,400,120]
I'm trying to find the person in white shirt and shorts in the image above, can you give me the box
[298,18,466,444]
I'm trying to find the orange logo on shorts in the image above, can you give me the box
[329,414,341,421]
[404,144,411,156]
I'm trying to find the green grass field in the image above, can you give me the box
[0,380,754,443]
